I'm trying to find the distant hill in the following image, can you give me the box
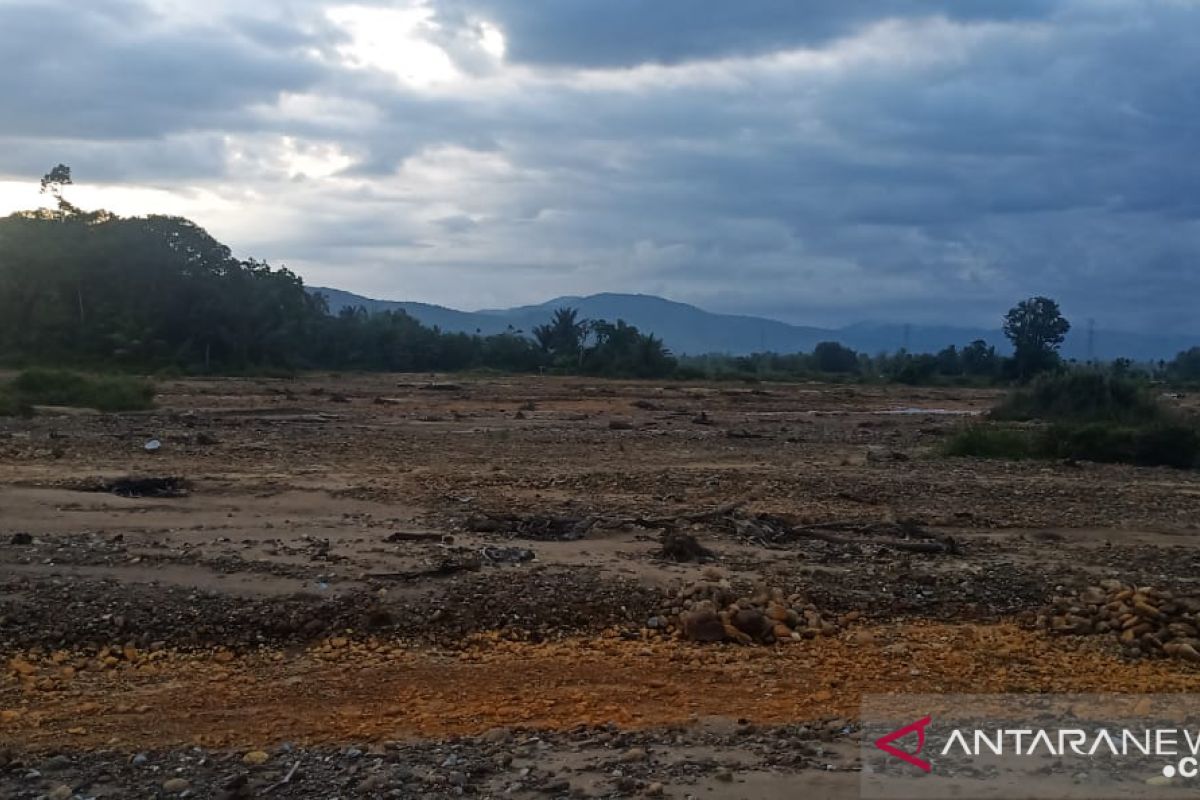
[309,287,1197,361]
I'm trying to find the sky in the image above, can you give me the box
[0,0,1197,331]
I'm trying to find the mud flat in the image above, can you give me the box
[4,374,1200,797]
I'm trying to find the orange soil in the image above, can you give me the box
[4,623,1200,752]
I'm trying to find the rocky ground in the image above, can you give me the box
[3,373,1200,797]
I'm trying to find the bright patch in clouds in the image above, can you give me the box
[326,4,459,87]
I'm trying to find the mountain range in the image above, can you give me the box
[310,287,1197,362]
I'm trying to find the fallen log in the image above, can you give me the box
[385,531,451,543]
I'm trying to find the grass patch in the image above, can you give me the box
[1040,422,1200,469]
[991,372,1163,424]
[947,421,1200,469]
[6,369,155,412]
[943,425,1038,459]
[0,386,33,417]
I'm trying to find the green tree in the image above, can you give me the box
[532,307,585,364]
[935,345,961,376]
[40,164,79,215]
[812,341,859,373]
[1003,297,1070,379]
[1167,347,1200,383]
[961,339,999,377]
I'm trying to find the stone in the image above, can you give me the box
[681,608,726,642]
[241,750,270,766]
[163,777,191,793]
[8,658,36,676]
[731,609,771,640]
[619,747,648,763]
[357,774,389,793]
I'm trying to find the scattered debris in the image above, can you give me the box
[87,476,189,499]
[367,552,482,581]
[480,546,535,564]
[385,531,452,544]
[866,446,909,463]
[467,513,597,542]
[658,530,714,562]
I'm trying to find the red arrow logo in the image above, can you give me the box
[874,715,933,773]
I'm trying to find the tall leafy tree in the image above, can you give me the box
[1003,296,1070,379]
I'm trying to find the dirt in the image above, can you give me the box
[3,374,1200,797]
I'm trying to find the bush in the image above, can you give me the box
[9,369,155,412]
[1038,423,1200,469]
[944,425,1037,459]
[948,421,1200,469]
[991,372,1163,425]
[0,386,32,417]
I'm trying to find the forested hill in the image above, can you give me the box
[0,205,674,376]
[312,287,1200,362]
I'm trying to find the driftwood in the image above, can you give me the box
[787,524,960,555]
[385,531,451,543]
[260,760,301,795]
[625,502,962,556]
[630,500,745,528]
[367,555,481,581]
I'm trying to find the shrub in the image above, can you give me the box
[944,425,1037,459]
[950,421,1200,469]
[1037,423,1137,464]
[0,387,32,417]
[10,369,155,412]
[991,372,1163,425]
[1131,424,1200,469]
[1039,423,1200,468]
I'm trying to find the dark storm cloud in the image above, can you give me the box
[0,0,1197,333]
[432,0,1061,68]
[0,0,324,141]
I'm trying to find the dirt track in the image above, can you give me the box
[3,374,1200,797]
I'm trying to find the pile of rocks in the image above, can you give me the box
[657,572,841,645]
[1039,580,1200,661]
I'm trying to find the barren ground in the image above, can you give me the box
[3,374,1200,798]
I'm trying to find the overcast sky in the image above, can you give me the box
[1,0,1197,331]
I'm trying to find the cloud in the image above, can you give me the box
[0,0,1198,334]
[430,0,1060,68]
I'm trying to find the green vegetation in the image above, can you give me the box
[944,425,1037,459]
[990,372,1164,425]
[0,386,31,417]
[0,167,676,379]
[1168,347,1200,386]
[2,167,1198,389]
[1003,296,1070,379]
[0,369,155,413]
[947,372,1200,469]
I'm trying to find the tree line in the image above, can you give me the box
[2,166,1197,385]
[0,167,675,378]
